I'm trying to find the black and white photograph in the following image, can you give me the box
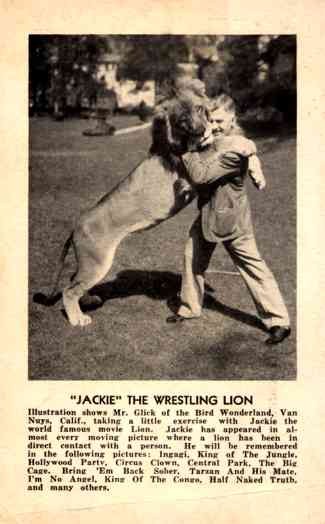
[29,34,296,380]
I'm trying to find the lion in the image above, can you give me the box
[35,82,211,326]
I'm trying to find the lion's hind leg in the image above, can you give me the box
[63,255,115,326]
[63,281,93,327]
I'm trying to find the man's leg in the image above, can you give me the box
[168,216,216,321]
[224,234,290,343]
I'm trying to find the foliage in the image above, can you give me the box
[198,62,229,98]
[261,35,296,67]
[217,36,260,111]
[200,35,296,123]
[29,35,109,112]
[260,35,296,122]
[117,35,189,85]
[29,35,296,123]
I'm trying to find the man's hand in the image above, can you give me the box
[253,177,266,190]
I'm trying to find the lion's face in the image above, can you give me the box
[168,93,210,149]
[150,89,211,158]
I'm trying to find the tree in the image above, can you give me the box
[29,35,54,113]
[29,35,109,114]
[218,36,260,111]
[260,35,296,121]
[117,35,189,87]
[207,35,296,122]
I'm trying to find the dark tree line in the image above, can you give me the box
[29,35,108,114]
[118,35,188,85]
[29,35,296,122]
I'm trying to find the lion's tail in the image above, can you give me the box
[33,234,73,307]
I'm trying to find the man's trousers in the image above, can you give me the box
[177,217,290,329]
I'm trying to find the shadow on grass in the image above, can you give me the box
[85,269,264,332]
[89,270,182,304]
[203,293,266,332]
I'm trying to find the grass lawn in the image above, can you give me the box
[29,116,296,380]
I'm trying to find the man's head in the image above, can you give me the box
[208,94,237,138]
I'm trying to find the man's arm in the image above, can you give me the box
[182,149,248,185]
[248,154,266,190]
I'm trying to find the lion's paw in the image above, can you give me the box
[78,314,92,327]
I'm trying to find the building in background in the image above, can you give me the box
[97,52,155,110]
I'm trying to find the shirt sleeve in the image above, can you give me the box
[247,154,266,187]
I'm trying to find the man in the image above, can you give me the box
[167,94,291,345]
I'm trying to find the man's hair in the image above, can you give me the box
[208,93,236,114]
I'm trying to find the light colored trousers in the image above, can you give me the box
[178,217,290,329]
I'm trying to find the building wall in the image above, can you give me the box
[116,80,155,108]
[97,62,155,108]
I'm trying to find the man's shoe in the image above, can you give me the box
[166,314,200,323]
[265,326,291,345]
[166,314,186,323]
